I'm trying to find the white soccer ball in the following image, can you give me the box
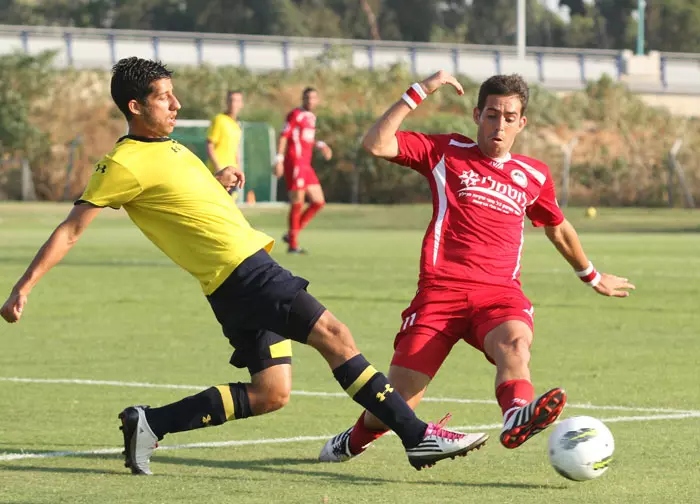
[548,416,615,481]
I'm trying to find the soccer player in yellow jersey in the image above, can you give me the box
[0,57,486,475]
[206,90,243,177]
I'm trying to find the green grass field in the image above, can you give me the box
[0,203,698,504]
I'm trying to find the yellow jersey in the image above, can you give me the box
[78,135,273,295]
[206,113,242,174]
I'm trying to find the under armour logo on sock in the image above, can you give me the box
[376,384,394,402]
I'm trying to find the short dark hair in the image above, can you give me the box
[477,74,529,115]
[227,90,243,98]
[111,57,173,120]
[302,87,317,98]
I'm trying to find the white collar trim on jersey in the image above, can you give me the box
[487,152,512,164]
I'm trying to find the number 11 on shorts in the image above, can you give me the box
[401,313,416,331]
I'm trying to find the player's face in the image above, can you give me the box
[130,78,181,137]
[303,91,319,111]
[473,94,527,158]
[227,92,244,116]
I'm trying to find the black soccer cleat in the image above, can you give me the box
[118,405,159,475]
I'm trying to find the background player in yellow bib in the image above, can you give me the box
[207,90,243,198]
[0,57,485,475]
[207,90,243,175]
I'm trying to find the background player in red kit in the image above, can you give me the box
[319,70,635,462]
[274,87,333,254]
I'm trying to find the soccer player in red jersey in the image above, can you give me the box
[319,70,635,462]
[274,87,333,254]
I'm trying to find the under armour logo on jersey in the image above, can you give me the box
[170,143,181,153]
[523,307,535,319]
[95,164,107,173]
[376,384,394,402]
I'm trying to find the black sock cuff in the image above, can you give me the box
[332,354,377,393]
[230,382,253,420]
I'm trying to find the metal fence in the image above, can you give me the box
[2,24,699,93]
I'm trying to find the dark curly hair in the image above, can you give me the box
[111,57,173,120]
[477,74,529,115]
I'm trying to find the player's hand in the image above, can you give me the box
[215,166,245,191]
[420,70,465,96]
[1,291,27,323]
[321,145,332,161]
[593,273,636,298]
[273,161,284,179]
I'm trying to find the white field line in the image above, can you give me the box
[1,412,698,463]
[1,376,698,415]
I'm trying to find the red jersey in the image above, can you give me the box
[281,108,317,167]
[391,131,564,290]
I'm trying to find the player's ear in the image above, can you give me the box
[519,115,527,131]
[472,107,481,125]
[128,99,143,117]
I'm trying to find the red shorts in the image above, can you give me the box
[284,163,319,191]
[391,286,535,378]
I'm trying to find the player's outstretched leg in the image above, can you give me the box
[118,364,289,475]
[483,320,567,449]
[308,309,483,470]
[320,366,489,465]
[500,387,567,449]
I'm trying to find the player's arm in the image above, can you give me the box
[363,70,464,159]
[206,140,221,173]
[206,116,222,173]
[544,219,635,298]
[274,136,288,178]
[1,203,103,323]
[274,113,295,178]
[315,140,332,161]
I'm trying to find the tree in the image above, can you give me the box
[594,0,637,49]
[646,0,700,53]
[385,0,439,42]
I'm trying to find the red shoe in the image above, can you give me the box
[500,388,567,449]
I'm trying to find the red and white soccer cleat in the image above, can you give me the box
[500,387,567,449]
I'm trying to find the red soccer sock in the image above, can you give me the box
[300,202,325,230]
[496,379,535,417]
[348,411,388,455]
[288,202,303,249]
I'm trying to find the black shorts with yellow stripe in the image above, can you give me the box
[207,249,326,375]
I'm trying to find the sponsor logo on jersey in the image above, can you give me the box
[458,169,529,215]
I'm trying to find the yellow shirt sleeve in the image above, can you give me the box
[207,115,222,145]
[78,159,142,209]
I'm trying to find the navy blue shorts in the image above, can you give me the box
[207,249,326,375]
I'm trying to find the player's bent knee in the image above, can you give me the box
[492,336,531,365]
[308,311,358,361]
[484,321,533,365]
[261,388,291,413]
[249,381,291,414]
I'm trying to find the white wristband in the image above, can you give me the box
[315,141,327,149]
[576,263,601,287]
[274,153,284,164]
[575,263,595,277]
[401,83,428,110]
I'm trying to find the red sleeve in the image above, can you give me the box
[389,131,441,176]
[281,110,297,139]
[526,173,565,227]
